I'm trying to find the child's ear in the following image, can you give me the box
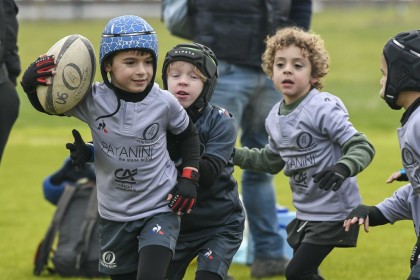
[310,77,318,85]
[104,62,112,73]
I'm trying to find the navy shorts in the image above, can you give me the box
[166,229,243,280]
[98,212,180,275]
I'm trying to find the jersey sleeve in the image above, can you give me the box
[313,93,358,146]
[375,184,413,223]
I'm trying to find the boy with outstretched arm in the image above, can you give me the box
[344,30,420,280]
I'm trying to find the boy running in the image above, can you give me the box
[344,29,420,280]
[232,27,375,279]
[20,15,200,280]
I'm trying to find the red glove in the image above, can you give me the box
[20,55,55,93]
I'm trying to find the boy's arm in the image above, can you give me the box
[338,132,376,176]
[343,204,390,233]
[176,119,200,170]
[233,145,285,174]
[313,132,375,191]
[168,118,200,215]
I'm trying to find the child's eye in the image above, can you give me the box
[146,59,154,65]
[276,63,284,68]
[168,71,180,78]
[294,64,303,69]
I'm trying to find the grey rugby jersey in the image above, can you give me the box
[66,82,189,222]
[398,107,420,196]
[265,89,361,221]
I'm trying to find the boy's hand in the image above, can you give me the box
[20,55,55,93]
[343,204,370,233]
[386,168,408,183]
[168,169,199,215]
[313,163,350,191]
[66,129,91,171]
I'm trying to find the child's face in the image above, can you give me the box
[271,45,316,104]
[379,54,387,100]
[105,50,154,93]
[166,61,205,109]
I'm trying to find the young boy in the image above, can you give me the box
[20,15,201,280]
[232,26,375,279]
[344,29,420,280]
[162,43,245,280]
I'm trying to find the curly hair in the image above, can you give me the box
[262,27,329,90]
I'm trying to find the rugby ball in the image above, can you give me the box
[37,34,96,115]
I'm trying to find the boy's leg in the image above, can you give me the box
[137,245,172,280]
[285,242,332,280]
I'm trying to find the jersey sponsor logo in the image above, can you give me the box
[293,171,310,194]
[152,224,164,235]
[100,251,117,269]
[97,120,108,133]
[293,172,308,186]
[401,148,420,186]
[101,141,155,162]
[114,168,137,191]
[138,123,159,141]
[402,148,415,165]
[115,168,137,184]
[297,132,312,149]
[203,248,214,260]
[287,154,316,169]
[218,108,230,117]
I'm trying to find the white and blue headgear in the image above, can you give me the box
[99,15,158,91]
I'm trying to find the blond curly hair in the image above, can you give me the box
[262,27,329,90]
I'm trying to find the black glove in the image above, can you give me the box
[20,55,55,93]
[411,237,420,269]
[65,129,92,171]
[346,204,369,220]
[313,163,350,191]
[168,169,199,214]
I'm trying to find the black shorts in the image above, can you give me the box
[286,218,360,250]
[98,212,180,275]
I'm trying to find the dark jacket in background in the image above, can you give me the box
[0,0,21,85]
[0,0,20,163]
[191,0,312,68]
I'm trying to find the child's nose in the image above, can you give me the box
[179,74,189,85]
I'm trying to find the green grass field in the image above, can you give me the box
[1,4,420,280]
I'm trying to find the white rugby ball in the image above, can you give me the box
[37,34,96,115]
